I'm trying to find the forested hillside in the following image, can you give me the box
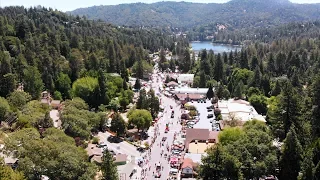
[69,0,320,29]
[0,6,189,179]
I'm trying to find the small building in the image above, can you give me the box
[114,154,128,165]
[185,128,219,153]
[177,74,195,85]
[181,158,198,178]
[175,93,204,104]
[173,87,209,95]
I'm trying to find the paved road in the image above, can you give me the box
[97,131,141,158]
[144,72,182,180]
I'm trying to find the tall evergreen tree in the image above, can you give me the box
[280,125,303,180]
[182,49,191,73]
[214,53,224,82]
[101,150,119,180]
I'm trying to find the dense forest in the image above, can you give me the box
[69,0,320,29]
[0,6,189,179]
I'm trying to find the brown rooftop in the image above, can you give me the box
[185,128,209,150]
[114,154,127,163]
[181,158,194,169]
[175,93,203,101]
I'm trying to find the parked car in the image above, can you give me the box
[137,147,146,153]
[96,142,107,148]
[207,114,214,118]
[207,109,213,112]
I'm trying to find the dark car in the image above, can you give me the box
[207,109,213,112]
[206,105,214,109]
[107,136,122,143]
[207,114,214,118]
[171,114,174,118]
[96,142,107,148]
[137,147,145,153]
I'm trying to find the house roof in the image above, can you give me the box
[167,81,179,87]
[181,158,194,169]
[185,128,209,150]
[175,93,203,100]
[115,154,128,163]
[174,87,209,95]
[208,131,220,143]
[177,74,194,82]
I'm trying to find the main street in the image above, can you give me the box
[144,70,182,180]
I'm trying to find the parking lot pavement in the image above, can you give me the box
[192,100,216,130]
[97,131,141,158]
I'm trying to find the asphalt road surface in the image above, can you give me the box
[144,73,182,180]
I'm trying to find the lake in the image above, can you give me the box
[191,41,241,54]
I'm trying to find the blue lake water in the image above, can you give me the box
[191,41,241,54]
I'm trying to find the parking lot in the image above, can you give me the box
[191,100,219,131]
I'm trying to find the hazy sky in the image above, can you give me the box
[1,0,320,12]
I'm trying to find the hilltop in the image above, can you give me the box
[69,0,320,28]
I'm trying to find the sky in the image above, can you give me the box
[1,0,320,12]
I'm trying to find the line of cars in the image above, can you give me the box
[206,105,220,131]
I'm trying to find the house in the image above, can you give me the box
[114,154,128,165]
[177,74,194,85]
[86,144,103,163]
[117,157,138,180]
[174,93,204,104]
[173,87,209,95]
[185,128,219,153]
[181,158,198,178]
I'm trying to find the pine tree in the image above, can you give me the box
[206,85,214,100]
[251,67,261,88]
[214,53,224,82]
[300,150,314,180]
[134,78,141,90]
[183,49,191,73]
[234,80,244,99]
[101,150,119,180]
[280,125,303,180]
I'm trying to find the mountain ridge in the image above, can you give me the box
[69,1,320,28]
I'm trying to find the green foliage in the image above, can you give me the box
[202,120,277,179]
[132,60,153,79]
[218,127,245,145]
[7,91,31,110]
[4,128,97,180]
[53,91,63,100]
[92,137,99,144]
[134,79,141,90]
[248,94,267,114]
[0,97,11,122]
[128,109,152,131]
[110,113,127,137]
[101,150,119,180]
[72,77,99,108]
[23,66,44,99]
[70,1,320,30]
[0,162,25,180]
[61,98,102,139]
[280,125,303,180]
[56,73,71,99]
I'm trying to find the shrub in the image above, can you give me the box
[92,137,99,144]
